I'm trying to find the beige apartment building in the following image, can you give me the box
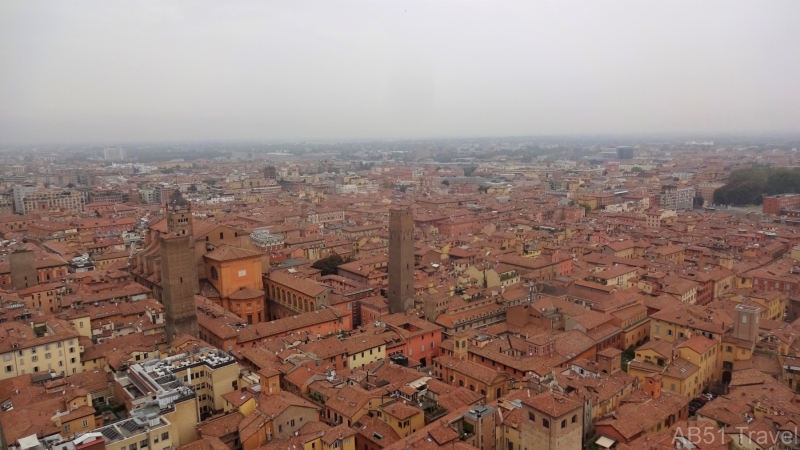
[1,319,83,380]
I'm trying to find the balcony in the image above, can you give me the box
[459,421,474,441]
[424,405,447,422]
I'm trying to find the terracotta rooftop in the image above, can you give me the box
[204,244,264,262]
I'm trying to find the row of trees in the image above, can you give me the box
[713,167,800,206]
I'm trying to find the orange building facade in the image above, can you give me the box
[203,245,267,324]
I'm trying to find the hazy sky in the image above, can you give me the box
[0,1,798,144]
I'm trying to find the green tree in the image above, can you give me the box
[714,180,763,205]
[622,346,636,361]
[709,166,800,205]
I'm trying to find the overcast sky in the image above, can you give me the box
[0,1,798,144]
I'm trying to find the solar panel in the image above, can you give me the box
[121,420,140,433]
[101,428,122,440]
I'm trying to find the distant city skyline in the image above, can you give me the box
[1,1,798,145]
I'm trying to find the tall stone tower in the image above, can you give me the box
[10,249,38,290]
[732,304,760,343]
[388,207,414,314]
[161,191,199,341]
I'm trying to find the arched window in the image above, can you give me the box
[571,415,577,424]
[458,380,464,387]
[210,266,218,279]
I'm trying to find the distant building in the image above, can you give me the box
[12,184,38,214]
[762,193,800,215]
[103,147,125,160]
[696,182,725,203]
[616,147,634,159]
[138,188,156,203]
[659,185,694,211]
[249,229,285,251]
[87,188,124,204]
[155,184,177,205]
[19,188,85,214]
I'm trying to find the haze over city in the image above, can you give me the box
[1,0,799,145]
[6,3,800,450]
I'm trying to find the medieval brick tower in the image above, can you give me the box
[388,207,414,314]
[161,191,199,340]
[10,249,38,290]
[733,303,760,342]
